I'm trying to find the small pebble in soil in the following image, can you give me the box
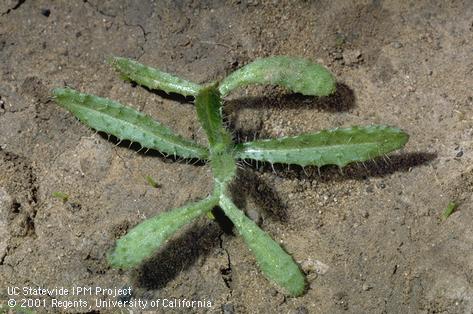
[456,150,463,158]
[307,272,318,283]
[66,202,81,213]
[301,258,329,275]
[222,303,234,314]
[268,288,286,304]
[342,49,363,66]
[392,42,403,48]
[294,306,309,314]
[333,291,349,310]
[362,283,372,291]
[246,207,262,225]
[41,8,51,17]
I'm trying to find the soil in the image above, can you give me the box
[1,0,473,313]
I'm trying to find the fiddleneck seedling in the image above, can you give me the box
[52,56,408,296]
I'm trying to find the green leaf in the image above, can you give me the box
[219,195,305,296]
[442,201,458,220]
[219,56,336,97]
[145,175,160,188]
[53,87,208,159]
[109,56,202,97]
[235,125,409,167]
[52,191,69,202]
[195,85,231,149]
[108,196,218,269]
[195,85,236,183]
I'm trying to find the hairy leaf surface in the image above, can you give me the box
[235,125,409,167]
[110,56,202,97]
[195,85,230,148]
[53,88,208,159]
[219,56,336,97]
[219,195,305,296]
[108,196,218,269]
[195,86,236,183]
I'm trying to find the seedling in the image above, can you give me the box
[144,175,160,189]
[52,56,408,296]
[51,191,69,202]
[442,201,458,220]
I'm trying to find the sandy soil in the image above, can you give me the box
[1,0,472,313]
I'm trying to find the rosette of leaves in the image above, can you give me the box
[52,56,408,296]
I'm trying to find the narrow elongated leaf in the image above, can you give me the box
[53,87,208,159]
[195,85,230,149]
[110,56,202,97]
[219,56,336,97]
[219,195,305,296]
[108,196,218,269]
[195,86,236,183]
[235,125,409,167]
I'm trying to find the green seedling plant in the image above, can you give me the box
[442,201,458,220]
[145,175,160,189]
[51,191,69,202]
[52,55,409,296]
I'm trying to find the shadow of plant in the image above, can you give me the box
[134,221,221,290]
[250,152,437,181]
[225,82,355,113]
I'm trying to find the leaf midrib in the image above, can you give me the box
[72,102,207,158]
[240,141,385,155]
